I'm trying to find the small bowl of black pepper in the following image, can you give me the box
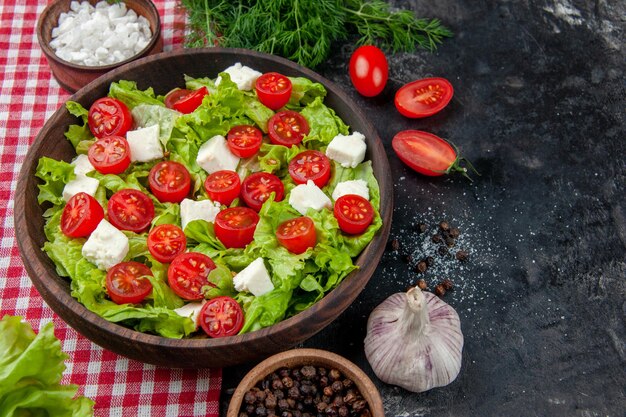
[227,348,384,417]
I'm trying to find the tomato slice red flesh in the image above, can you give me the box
[288,150,331,188]
[276,216,317,254]
[106,261,153,305]
[164,88,192,109]
[391,130,458,176]
[60,192,104,238]
[167,252,216,301]
[240,172,285,212]
[88,135,131,175]
[214,207,260,249]
[148,161,191,203]
[333,194,374,235]
[147,224,187,263]
[107,189,155,233]
[88,97,133,138]
[204,170,241,206]
[394,77,454,118]
[198,296,244,338]
[226,125,263,158]
[267,111,310,147]
[170,86,209,114]
[255,72,293,110]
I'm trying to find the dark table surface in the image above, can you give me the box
[221,0,626,415]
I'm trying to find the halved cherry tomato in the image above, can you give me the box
[214,207,260,249]
[204,170,241,206]
[333,194,374,235]
[267,111,310,147]
[288,150,331,188]
[349,45,388,97]
[240,172,285,211]
[148,161,191,203]
[226,125,263,158]
[198,296,244,338]
[394,77,454,118]
[169,86,209,114]
[88,135,131,175]
[147,224,187,263]
[88,97,133,138]
[107,189,155,233]
[255,72,293,110]
[164,88,192,109]
[392,130,468,177]
[168,252,216,300]
[105,261,153,305]
[60,192,104,238]
[276,216,317,254]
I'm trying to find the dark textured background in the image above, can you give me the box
[221,0,626,415]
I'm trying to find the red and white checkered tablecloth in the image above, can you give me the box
[0,1,221,416]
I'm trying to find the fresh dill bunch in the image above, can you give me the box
[180,0,452,68]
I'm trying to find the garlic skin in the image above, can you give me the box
[364,287,463,393]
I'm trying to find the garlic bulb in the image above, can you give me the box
[364,287,463,393]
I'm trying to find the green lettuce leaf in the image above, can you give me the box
[131,104,181,147]
[35,157,75,207]
[287,77,327,108]
[108,80,164,109]
[300,96,349,149]
[64,101,93,150]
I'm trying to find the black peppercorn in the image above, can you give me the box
[255,406,268,416]
[434,284,446,297]
[338,406,349,417]
[328,369,341,381]
[439,221,450,232]
[437,246,448,256]
[388,238,400,251]
[456,249,469,262]
[416,279,428,290]
[449,227,460,238]
[416,222,428,234]
[244,391,257,404]
[426,256,435,267]
[277,399,289,411]
[282,377,294,388]
[300,366,317,379]
[441,279,454,290]
[445,236,455,247]
[415,260,428,273]
[431,234,442,244]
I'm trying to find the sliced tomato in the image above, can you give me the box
[226,125,263,158]
[276,216,317,254]
[240,172,285,211]
[392,130,462,176]
[288,150,331,188]
[204,170,241,206]
[147,224,187,263]
[164,88,192,109]
[60,192,104,238]
[105,261,153,304]
[170,86,208,114]
[88,97,133,138]
[333,194,374,235]
[198,296,244,338]
[167,252,216,300]
[148,161,191,203]
[267,110,310,147]
[214,207,260,249]
[255,72,292,110]
[88,135,131,175]
[107,189,155,233]
[394,77,454,118]
[349,45,389,97]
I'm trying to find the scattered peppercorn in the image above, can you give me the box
[445,236,455,247]
[434,284,446,297]
[416,222,428,234]
[402,254,413,263]
[437,246,448,256]
[431,234,442,244]
[388,238,400,252]
[416,279,428,290]
[415,260,428,273]
[449,227,460,238]
[426,256,435,267]
[455,249,469,262]
[441,279,454,290]
[439,221,450,232]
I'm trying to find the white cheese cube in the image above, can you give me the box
[215,62,262,91]
[81,219,129,270]
[180,198,222,230]
[126,124,163,162]
[196,135,240,174]
[71,154,95,175]
[62,174,100,202]
[331,179,370,201]
[233,258,274,296]
[325,132,367,168]
[174,300,206,327]
[289,180,332,215]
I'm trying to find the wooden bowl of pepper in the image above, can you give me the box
[227,348,385,417]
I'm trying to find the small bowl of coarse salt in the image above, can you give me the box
[37,0,162,93]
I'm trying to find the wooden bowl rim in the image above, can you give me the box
[15,47,393,361]
[36,0,162,72]
[226,348,385,417]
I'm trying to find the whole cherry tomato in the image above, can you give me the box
[349,45,388,97]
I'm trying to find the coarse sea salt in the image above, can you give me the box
[49,0,152,67]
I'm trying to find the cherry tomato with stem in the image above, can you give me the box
[349,45,389,97]
[60,192,104,238]
[198,296,244,338]
[107,189,155,233]
[147,224,187,263]
[214,207,260,249]
[288,150,331,188]
[240,172,285,211]
[169,86,209,114]
[204,170,241,206]
[333,194,374,235]
[88,135,131,175]
[105,261,153,305]
[148,161,191,203]
[167,252,216,301]
[394,77,454,118]
[88,97,133,138]
[255,72,293,110]
[226,125,263,158]
[267,111,310,147]
[276,216,317,254]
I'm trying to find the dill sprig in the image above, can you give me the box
[180,0,452,68]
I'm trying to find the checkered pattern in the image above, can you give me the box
[0,1,221,416]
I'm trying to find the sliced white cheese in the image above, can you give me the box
[180,198,222,230]
[126,124,163,162]
[233,258,274,296]
[62,174,100,202]
[325,132,367,168]
[331,179,370,201]
[196,135,240,174]
[289,180,332,215]
[82,219,129,270]
[215,63,262,91]
[71,154,95,175]
[174,300,207,327]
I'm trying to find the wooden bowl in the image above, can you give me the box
[15,48,393,368]
[37,0,163,93]
[226,349,385,417]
